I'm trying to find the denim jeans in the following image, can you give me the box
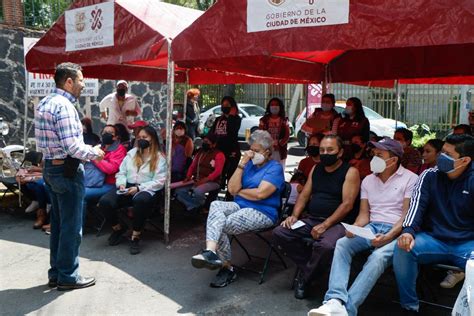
[393,232,474,311]
[25,179,49,209]
[175,181,221,211]
[43,161,85,284]
[325,222,396,316]
[83,184,115,222]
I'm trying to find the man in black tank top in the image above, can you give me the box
[273,135,360,299]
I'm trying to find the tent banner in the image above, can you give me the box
[24,38,99,96]
[65,2,114,52]
[247,0,349,33]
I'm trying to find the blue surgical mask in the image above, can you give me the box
[436,153,459,173]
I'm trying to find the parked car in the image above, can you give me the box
[200,103,294,138]
[294,103,407,146]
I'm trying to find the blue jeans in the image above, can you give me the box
[325,222,396,316]
[43,161,85,284]
[25,179,49,209]
[175,181,221,211]
[83,184,115,222]
[393,232,474,311]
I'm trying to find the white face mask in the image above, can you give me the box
[174,129,185,137]
[270,106,280,115]
[252,152,266,165]
[370,156,392,174]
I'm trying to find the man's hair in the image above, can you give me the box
[454,124,473,136]
[54,62,82,88]
[322,93,336,105]
[395,127,413,143]
[445,134,474,160]
[322,135,343,150]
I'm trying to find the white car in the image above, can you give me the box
[200,103,294,138]
[294,103,407,146]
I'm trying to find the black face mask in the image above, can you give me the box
[101,132,114,145]
[221,107,231,115]
[117,89,126,97]
[351,143,362,153]
[201,143,211,151]
[320,153,339,167]
[137,139,150,150]
[306,145,320,157]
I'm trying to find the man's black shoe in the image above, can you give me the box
[57,276,96,291]
[294,275,307,299]
[191,250,222,270]
[108,224,128,246]
[47,279,57,288]
[130,238,141,255]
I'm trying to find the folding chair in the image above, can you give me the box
[231,182,293,284]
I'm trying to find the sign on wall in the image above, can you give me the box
[65,2,114,52]
[247,0,349,33]
[24,38,99,97]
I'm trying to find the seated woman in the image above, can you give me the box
[114,122,132,150]
[83,125,127,221]
[297,134,323,179]
[98,126,167,255]
[191,130,285,288]
[348,134,371,180]
[81,117,100,146]
[175,133,224,213]
[170,121,194,182]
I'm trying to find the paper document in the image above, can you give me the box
[291,220,306,230]
[341,223,376,240]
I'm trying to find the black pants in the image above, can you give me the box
[99,189,160,231]
[272,216,346,284]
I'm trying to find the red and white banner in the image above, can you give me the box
[247,0,349,33]
[307,83,322,117]
[65,2,114,52]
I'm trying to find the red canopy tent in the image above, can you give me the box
[172,0,474,85]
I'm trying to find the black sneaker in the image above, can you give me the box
[210,268,237,288]
[108,224,128,246]
[191,250,222,270]
[47,278,57,288]
[130,238,141,255]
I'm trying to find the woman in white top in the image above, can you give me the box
[98,126,167,255]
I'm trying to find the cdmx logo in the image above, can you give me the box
[90,7,103,31]
[268,0,285,6]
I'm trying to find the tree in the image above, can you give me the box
[163,0,215,10]
[24,0,72,29]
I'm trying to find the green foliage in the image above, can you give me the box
[409,124,438,148]
[163,0,215,10]
[24,0,72,29]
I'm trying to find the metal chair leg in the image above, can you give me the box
[231,235,252,262]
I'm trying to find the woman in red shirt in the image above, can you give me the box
[259,97,290,168]
[418,139,444,174]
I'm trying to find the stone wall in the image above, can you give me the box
[0,24,166,146]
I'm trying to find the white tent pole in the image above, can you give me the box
[395,80,401,129]
[164,38,175,244]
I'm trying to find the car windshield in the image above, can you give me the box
[241,105,266,117]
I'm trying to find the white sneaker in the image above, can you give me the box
[308,299,348,316]
[440,270,465,288]
[25,201,39,213]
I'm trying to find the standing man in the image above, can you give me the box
[35,63,104,291]
[99,80,141,128]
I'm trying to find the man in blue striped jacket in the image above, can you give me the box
[394,134,474,314]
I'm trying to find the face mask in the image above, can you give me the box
[174,129,185,137]
[321,104,332,112]
[270,106,280,115]
[320,153,339,167]
[137,139,150,150]
[306,145,320,157]
[437,153,461,174]
[252,152,266,165]
[101,132,114,145]
[345,107,354,116]
[201,142,211,151]
[117,89,126,97]
[222,107,231,115]
[351,143,362,153]
[370,156,388,173]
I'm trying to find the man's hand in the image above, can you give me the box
[371,234,391,248]
[281,215,298,229]
[195,177,208,187]
[93,145,105,161]
[346,230,355,238]
[118,185,126,191]
[127,186,138,196]
[311,223,327,240]
[183,176,192,182]
[398,233,415,252]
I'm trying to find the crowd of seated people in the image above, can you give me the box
[12,92,474,314]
